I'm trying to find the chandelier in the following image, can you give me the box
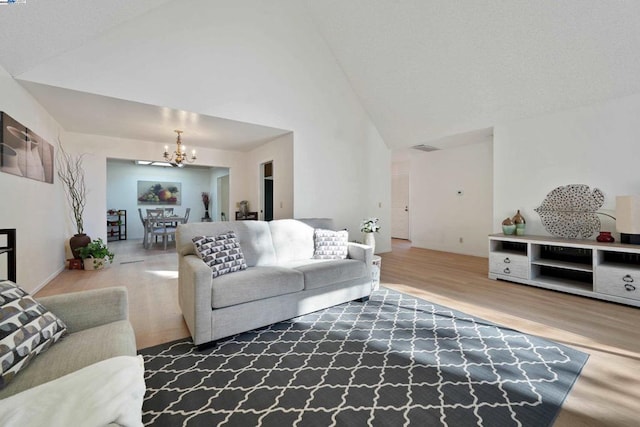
[164,130,196,167]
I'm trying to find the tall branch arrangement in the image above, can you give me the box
[56,141,87,235]
[201,192,210,210]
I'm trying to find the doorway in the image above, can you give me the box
[217,174,229,221]
[391,162,410,239]
[262,161,274,221]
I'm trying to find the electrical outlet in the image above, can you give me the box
[378,202,382,208]
[459,237,463,243]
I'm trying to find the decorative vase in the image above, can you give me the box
[239,201,249,218]
[69,233,91,259]
[502,217,516,235]
[596,231,615,243]
[363,232,376,253]
[513,210,526,236]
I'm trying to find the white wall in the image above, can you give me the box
[245,133,294,220]
[0,66,65,292]
[21,0,391,253]
[494,92,640,239]
[106,160,216,240]
[410,142,494,257]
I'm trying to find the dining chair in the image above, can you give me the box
[164,207,178,227]
[146,208,164,217]
[145,209,164,249]
[138,208,148,248]
[146,209,176,250]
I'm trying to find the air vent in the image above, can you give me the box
[411,144,440,152]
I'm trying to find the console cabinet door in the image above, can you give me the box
[596,266,640,301]
[489,253,528,279]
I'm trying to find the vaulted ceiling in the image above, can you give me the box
[2,0,639,151]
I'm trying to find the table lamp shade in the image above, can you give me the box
[615,195,640,233]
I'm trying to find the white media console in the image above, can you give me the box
[488,234,640,307]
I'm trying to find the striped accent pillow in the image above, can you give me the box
[192,231,247,278]
[313,229,349,260]
[0,280,67,389]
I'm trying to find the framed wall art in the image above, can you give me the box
[0,111,54,183]
[137,180,181,205]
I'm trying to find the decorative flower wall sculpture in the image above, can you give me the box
[534,184,604,239]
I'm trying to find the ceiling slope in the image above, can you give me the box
[308,0,640,148]
[0,0,171,76]
[2,1,640,150]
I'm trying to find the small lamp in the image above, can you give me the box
[615,195,640,244]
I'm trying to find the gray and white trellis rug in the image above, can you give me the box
[140,288,588,426]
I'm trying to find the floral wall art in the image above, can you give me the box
[0,112,54,183]
[137,180,181,205]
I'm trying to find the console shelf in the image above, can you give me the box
[489,234,640,307]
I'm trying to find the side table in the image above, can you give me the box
[371,255,382,291]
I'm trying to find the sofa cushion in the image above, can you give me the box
[269,219,315,262]
[0,281,67,390]
[285,259,369,290]
[211,266,304,309]
[313,229,348,260]
[193,232,247,278]
[0,319,135,399]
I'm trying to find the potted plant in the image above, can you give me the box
[77,238,115,270]
[57,141,89,258]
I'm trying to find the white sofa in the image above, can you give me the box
[175,219,373,346]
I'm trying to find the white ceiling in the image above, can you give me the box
[2,1,640,151]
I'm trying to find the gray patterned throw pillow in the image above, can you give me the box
[0,280,67,389]
[313,229,349,260]
[192,231,248,278]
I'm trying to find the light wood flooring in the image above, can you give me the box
[37,238,640,426]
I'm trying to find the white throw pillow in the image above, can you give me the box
[0,355,145,427]
[313,229,349,260]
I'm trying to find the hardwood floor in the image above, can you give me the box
[36,239,191,350]
[37,238,640,426]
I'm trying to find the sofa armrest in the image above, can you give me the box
[348,242,373,269]
[178,255,214,345]
[37,287,128,334]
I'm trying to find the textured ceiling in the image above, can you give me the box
[0,0,171,76]
[308,0,640,148]
[2,1,640,150]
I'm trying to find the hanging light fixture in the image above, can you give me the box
[163,130,196,167]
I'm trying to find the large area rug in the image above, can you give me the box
[140,288,588,426]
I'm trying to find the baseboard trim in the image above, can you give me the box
[33,264,66,294]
